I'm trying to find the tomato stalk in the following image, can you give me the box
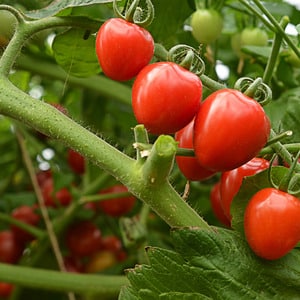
[0,262,128,297]
[263,16,289,84]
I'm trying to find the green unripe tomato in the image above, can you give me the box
[232,28,268,59]
[283,49,300,68]
[0,10,17,47]
[190,9,223,44]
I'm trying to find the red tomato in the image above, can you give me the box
[193,89,270,172]
[0,231,23,264]
[41,178,72,207]
[11,205,40,244]
[0,282,14,298]
[98,185,136,217]
[244,187,300,260]
[175,120,215,181]
[95,18,154,81]
[66,221,102,257]
[220,157,270,221]
[67,149,85,175]
[132,62,202,135]
[209,182,231,227]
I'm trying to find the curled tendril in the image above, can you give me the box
[234,77,272,106]
[168,45,205,76]
[113,0,154,27]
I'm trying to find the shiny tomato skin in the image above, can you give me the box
[0,231,23,264]
[244,188,300,260]
[95,18,154,81]
[66,221,102,257]
[98,185,136,217]
[175,120,215,181]
[193,89,270,172]
[132,62,202,135]
[220,157,270,221]
[11,205,40,244]
[209,182,231,227]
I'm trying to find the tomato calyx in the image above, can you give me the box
[113,0,154,27]
[234,77,272,106]
[168,44,205,76]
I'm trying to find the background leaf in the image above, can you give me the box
[52,28,100,78]
[25,0,113,19]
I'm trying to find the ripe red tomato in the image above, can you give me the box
[0,231,23,264]
[66,221,102,257]
[11,205,40,244]
[220,157,270,221]
[193,89,270,172]
[67,149,85,175]
[209,182,231,227]
[0,282,14,298]
[132,62,202,134]
[100,235,122,253]
[98,185,136,217]
[95,18,154,81]
[244,187,300,260]
[63,255,83,273]
[190,9,223,44]
[175,120,215,181]
[41,178,72,207]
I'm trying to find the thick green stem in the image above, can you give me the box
[263,16,289,84]
[0,262,128,297]
[0,76,209,229]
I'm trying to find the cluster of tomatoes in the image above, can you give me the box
[94,13,300,262]
[0,145,136,298]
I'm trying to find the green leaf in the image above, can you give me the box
[148,0,194,48]
[52,28,100,78]
[25,0,113,19]
[120,227,300,299]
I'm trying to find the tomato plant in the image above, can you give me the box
[220,157,270,222]
[95,18,154,81]
[65,221,102,257]
[190,9,223,45]
[98,185,136,217]
[175,120,215,181]
[132,62,202,134]
[193,89,270,172]
[0,0,300,299]
[244,187,300,260]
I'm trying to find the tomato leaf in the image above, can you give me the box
[119,227,300,299]
[25,0,113,19]
[52,28,100,78]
